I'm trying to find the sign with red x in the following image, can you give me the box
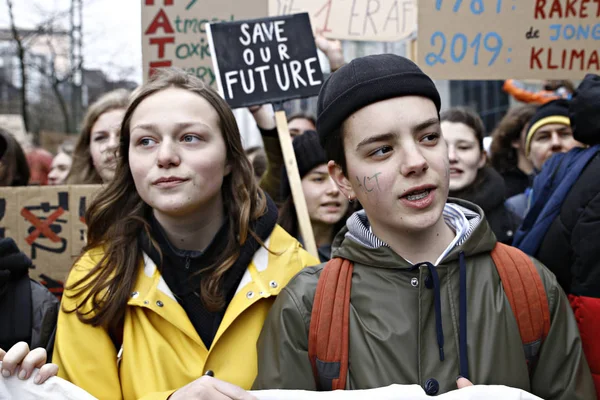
[21,207,65,245]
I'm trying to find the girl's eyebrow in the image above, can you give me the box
[130,122,211,134]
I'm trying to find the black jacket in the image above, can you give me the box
[500,167,532,199]
[536,152,600,296]
[450,167,521,244]
[0,238,59,359]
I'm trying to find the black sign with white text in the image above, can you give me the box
[207,13,323,108]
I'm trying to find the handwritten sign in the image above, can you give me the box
[207,13,324,108]
[141,0,268,85]
[0,185,102,283]
[269,0,417,41]
[418,0,600,79]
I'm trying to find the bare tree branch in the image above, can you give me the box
[6,0,30,133]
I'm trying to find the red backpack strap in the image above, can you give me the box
[491,243,551,369]
[308,257,353,391]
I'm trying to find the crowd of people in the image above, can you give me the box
[0,38,599,400]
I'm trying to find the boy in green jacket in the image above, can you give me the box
[253,54,594,399]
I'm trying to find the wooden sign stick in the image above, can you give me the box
[274,110,319,260]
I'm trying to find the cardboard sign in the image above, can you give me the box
[0,185,102,283]
[418,0,600,80]
[207,13,324,108]
[269,0,417,41]
[141,0,268,85]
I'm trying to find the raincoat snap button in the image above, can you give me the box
[156,300,164,307]
[131,291,139,298]
[425,276,433,289]
[247,291,255,299]
[410,278,419,287]
[269,281,278,289]
[143,300,149,305]
[424,378,439,395]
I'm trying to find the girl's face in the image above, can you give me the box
[442,121,486,192]
[301,164,348,227]
[128,87,231,220]
[48,152,73,185]
[89,108,126,183]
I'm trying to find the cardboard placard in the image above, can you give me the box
[141,0,268,85]
[268,0,417,41]
[207,13,324,108]
[0,185,103,283]
[418,0,600,80]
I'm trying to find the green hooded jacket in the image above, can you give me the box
[253,199,595,399]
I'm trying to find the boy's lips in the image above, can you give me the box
[400,184,437,198]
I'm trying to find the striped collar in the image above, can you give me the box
[346,203,481,266]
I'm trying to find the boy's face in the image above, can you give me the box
[329,96,449,234]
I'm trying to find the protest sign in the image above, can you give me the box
[418,0,600,80]
[269,0,417,41]
[207,13,324,108]
[207,13,322,258]
[141,0,268,86]
[0,185,102,283]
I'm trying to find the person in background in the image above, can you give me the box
[51,68,316,400]
[525,99,582,172]
[287,113,317,138]
[245,146,268,183]
[506,99,584,219]
[489,105,538,198]
[513,75,600,398]
[0,128,29,187]
[25,147,53,185]
[0,134,59,361]
[251,35,346,205]
[441,107,520,244]
[278,131,350,262]
[48,141,74,186]
[67,89,130,184]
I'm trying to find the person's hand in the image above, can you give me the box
[0,342,58,384]
[315,32,344,72]
[170,375,258,400]
[248,104,276,130]
[457,376,474,389]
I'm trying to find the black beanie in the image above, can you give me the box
[316,54,441,149]
[281,130,328,199]
[570,74,600,146]
[525,98,571,156]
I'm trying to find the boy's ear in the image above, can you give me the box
[328,161,356,200]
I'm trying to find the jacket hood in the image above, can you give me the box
[331,198,496,268]
[449,166,507,214]
[570,74,600,146]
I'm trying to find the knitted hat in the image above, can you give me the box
[280,130,328,199]
[525,99,570,156]
[317,54,441,149]
[569,74,600,146]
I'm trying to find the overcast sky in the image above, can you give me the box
[0,0,142,82]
